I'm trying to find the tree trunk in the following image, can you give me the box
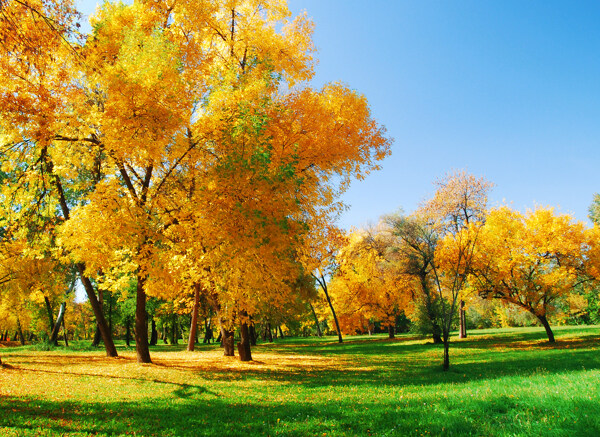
[162,325,168,344]
[150,318,158,346]
[309,303,322,337]
[47,159,117,357]
[203,318,213,343]
[108,291,113,336]
[91,289,104,347]
[318,275,343,343]
[388,324,395,339]
[249,324,257,346]
[62,313,69,347]
[278,325,284,339]
[125,318,131,347]
[16,316,25,346]
[432,322,443,344]
[170,314,178,345]
[266,323,273,343]
[459,300,467,339]
[237,313,252,362]
[134,275,151,363]
[537,314,555,343]
[443,339,450,371]
[44,296,57,345]
[50,302,66,345]
[221,327,235,356]
[187,283,200,352]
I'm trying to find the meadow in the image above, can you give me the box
[1,326,599,436]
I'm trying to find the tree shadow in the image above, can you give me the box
[1,390,599,437]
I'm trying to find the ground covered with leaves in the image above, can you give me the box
[1,326,599,436]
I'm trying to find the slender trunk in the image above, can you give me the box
[309,303,322,337]
[319,277,343,343]
[432,322,443,344]
[125,318,131,347]
[237,311,252,361]
[16,316,25,346]
[134,275,151,363]
[443,340,450,371]
[149,318,158,345]
[44,296,57,345]
[278,325,284,339]
[187,284,200,352]
[80,269,117,356]
[171,314,178,345]
[50,302,66,344]
[537,314,555,343]
[203,318,213,343]
[267,322,273,343]
[91,289,104,347]
[459,300,467,339]
[62,312,69,347]
[44,154,116,357]
[108,292,113,335]
[221,326,235,356]
[388,324,395,339]
[162,325,168,344]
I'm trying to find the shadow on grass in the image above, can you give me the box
[4,331,600,392]
[1,389,599,437]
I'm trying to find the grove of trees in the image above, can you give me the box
[1,0,600,372]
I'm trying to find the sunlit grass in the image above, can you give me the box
[1,325,600,436]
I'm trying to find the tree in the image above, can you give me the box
[386,213,443,343]
[0,0,118,358]
[469,206,588,342]
[305,227,346,343]
[387,171,492,370]
[330,227,412,338]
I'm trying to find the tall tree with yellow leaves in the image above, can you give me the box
[469,206,588,342]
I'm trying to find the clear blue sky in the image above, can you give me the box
[76,0,600,228]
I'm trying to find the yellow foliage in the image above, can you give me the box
[470,206,587,320]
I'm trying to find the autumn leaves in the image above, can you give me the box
[0,0,391,362]
[329,171,599,369]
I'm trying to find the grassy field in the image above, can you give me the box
[1,326,599,436]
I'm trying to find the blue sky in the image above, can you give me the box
[76,0,600,228]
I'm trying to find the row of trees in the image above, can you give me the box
[329,171,600,369]
[0,0,391,364]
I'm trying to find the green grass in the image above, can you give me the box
[1,325,600,436]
